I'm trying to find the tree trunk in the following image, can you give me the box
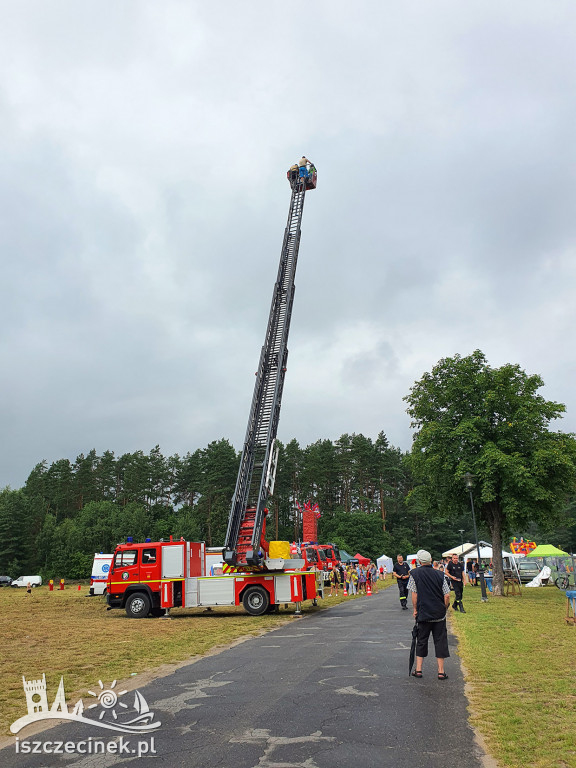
[487,503,504,596]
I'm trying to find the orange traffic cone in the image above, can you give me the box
[367,582,372,596]
[343,583,348,596]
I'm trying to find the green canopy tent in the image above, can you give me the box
[526,545,569,557]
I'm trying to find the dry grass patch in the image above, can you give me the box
[0,580,390,736]
[451,585,576,768]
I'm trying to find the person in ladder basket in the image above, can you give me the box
[393,554,411,610]
[298,156,312,178]
[446,553,466,612]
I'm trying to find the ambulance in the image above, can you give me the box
[89,553,113,596]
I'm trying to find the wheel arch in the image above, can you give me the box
[121,584,155,608]
[238,581,274,605]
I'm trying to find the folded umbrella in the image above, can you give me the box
[409,619,418,676]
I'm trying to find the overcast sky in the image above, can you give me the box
[2,1,576,489]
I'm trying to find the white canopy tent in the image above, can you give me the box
[442,543,476,557]
[460,542,520,581]
[376,554,393,575]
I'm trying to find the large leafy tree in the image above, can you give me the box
[404,350,576,594]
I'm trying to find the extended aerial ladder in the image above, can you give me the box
[223,163,317,569]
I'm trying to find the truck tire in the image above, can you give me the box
[242,586,270,616]
[125,592,151,618]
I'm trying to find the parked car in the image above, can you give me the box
[0,575,12,587]
[11,575,42,588]
[516,560,542,584]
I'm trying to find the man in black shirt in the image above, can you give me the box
[408,549,451,679]
[446,553,466,612]
[392,554,411,610]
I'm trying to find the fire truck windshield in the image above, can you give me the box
[114,550,137,567]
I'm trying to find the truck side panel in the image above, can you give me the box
[162,545,184,578]
[198,577,235,606]
[274,574,292,603]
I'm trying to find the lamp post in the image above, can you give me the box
[463,473,488,602]
[459,529,465,556]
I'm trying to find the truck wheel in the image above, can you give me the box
[125,593,151,618]
[242,586,270,616]
[150,607,166,618]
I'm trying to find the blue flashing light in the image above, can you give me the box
[145,538,151,543]
[126,536,133,544]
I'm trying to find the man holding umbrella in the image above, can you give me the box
[408,550,451,680]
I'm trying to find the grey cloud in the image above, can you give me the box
[2,1,576,487]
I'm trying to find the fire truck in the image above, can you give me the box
[105,536,317,617]
[106,162,318,618]
[295,542,341,585]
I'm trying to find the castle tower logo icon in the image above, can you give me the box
[11,674,161,735]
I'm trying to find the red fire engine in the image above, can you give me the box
[106,536,317,617]
[293,542,341,584]
[106,162,318,618]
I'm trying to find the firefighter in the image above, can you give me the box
[446,553,466,612]
[393,554,411,610]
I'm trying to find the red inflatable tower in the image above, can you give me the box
[298,500,321,542]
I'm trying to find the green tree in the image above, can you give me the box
[405,350,576,594]
[73,450,99,510]
[195,439,239,546]
[173,450,202,507]
[320,510,391,561]
[94,450,117,501]
[0,488,35,574]
[44,459,75,520]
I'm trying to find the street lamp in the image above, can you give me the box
[459,529,465,555]
[463,472,488,602]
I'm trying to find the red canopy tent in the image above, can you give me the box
[353,553,370,566]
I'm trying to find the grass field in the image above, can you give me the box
[2,580,573,767]
[451,584,576,768]
[0,579,391,737]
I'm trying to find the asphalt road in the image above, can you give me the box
[2,585,488,768]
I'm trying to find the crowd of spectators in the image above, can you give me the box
[327,561,381,596]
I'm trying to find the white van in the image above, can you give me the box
[11,575,42,588]
[89,554,113,595]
